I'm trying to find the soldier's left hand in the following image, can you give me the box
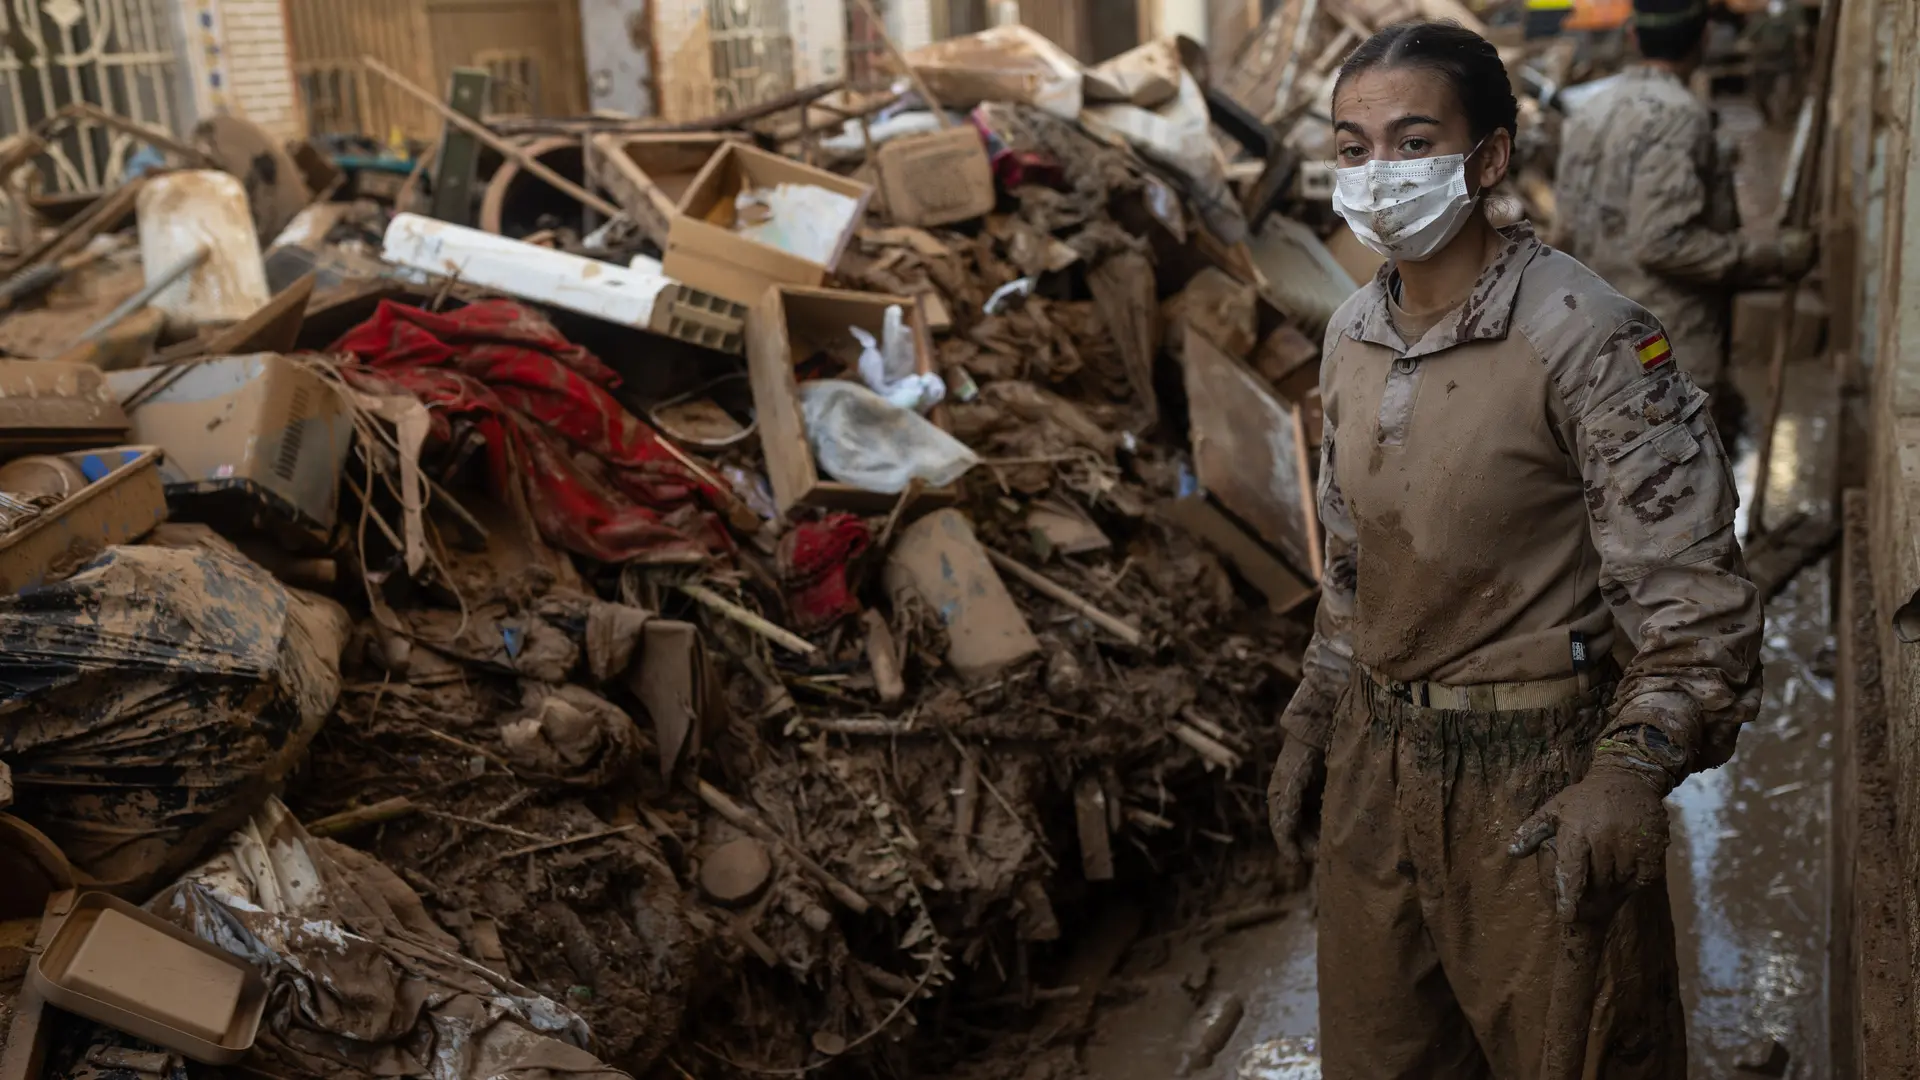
[1777,228,1818,281]
[1507,764,1670,923]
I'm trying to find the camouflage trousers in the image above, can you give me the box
[1316,676,1687,1079]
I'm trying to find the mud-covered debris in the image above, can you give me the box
[700,837,773,906]
[886,508,1042,681]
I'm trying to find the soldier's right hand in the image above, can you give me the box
[1267,739,1322,889]
[1777,228,1818,281]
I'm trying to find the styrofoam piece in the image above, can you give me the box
[382,213,674,327]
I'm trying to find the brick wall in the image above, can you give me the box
[180,0,303,140]
[218,0,301,139]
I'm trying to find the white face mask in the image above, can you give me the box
[1331,144,1483,262]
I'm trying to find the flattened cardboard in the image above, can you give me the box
[885,508,1040,682]
[0,362,129,452]
[29,891,266,1064]
[1088,253,1160,418]
[1182,333,1320,581]
[746,285,956,516]
[590,133,742,247]
[631,619,709,780]
[663,142,874,306]
[0,446,167,595]
[874,126,995,228]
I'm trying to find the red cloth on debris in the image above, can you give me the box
[776,513,872,632]
[333,299,730,564]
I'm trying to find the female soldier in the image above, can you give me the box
[1265,21,1761,1078]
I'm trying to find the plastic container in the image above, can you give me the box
[27,891,265,1063]
[136,170,271,329]
[0,446,167,594]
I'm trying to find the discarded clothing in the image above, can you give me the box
[150,798,632,1080]
[501,682,643,788]
[334,299,730,564]
[0,544,347,893]
[392,594,653,685]
[777,513,872,632]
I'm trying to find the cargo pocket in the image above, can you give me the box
[1580,368,1737,565]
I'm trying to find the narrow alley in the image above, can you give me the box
[0,0,1915,1079]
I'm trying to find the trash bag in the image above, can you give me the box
[798,379,980,494]
[147,798,632,1080]
[0,543,347,894]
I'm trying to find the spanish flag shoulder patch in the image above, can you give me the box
[1635,331,1673,371]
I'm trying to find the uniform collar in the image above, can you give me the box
[1342,221,1546,359]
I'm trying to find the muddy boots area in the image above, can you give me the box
[0,4,1851,1080]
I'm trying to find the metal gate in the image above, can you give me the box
[0,0,184,193]
[708,0,793,114]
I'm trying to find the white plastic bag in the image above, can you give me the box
[799,379,979,493]
[853,305,945,413]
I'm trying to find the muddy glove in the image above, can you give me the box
[1508,762,1670,923]
[1775,227,1818,281]
[1266,739,1322,889]
[1744,227,1818,282]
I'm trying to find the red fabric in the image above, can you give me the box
[971,107,1063,192]
[333,299,730,564]
[776,513,871,632]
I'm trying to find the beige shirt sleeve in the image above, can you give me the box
[1566,321,1764,779]
[1278,359,1357,750]
[1627,109,1756,287]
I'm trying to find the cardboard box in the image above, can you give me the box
[747,285,956,516]
[0,362,129,453]
[664,142,874,306]
[106,354,353,535]
[0,446,167,595]
[874,125,996,228]
[590,133,742,247]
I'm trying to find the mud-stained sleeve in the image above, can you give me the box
[1627,109,1753,287]
[1278,362,1356,751]
[1567,320,1764,782]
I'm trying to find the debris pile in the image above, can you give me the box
[0,22,1363,1080]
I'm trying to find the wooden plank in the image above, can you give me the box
[360,54,621,219]
[744,287,821,515]
[1157,495,1316,613]
[0,176,143,278]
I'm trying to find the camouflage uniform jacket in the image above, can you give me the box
[1278,222,1763,786]
[1555,66,1751,388]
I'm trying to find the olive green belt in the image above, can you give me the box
[1362,664,1605,712]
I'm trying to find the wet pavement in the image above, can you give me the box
[1670,362,1837,1079]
